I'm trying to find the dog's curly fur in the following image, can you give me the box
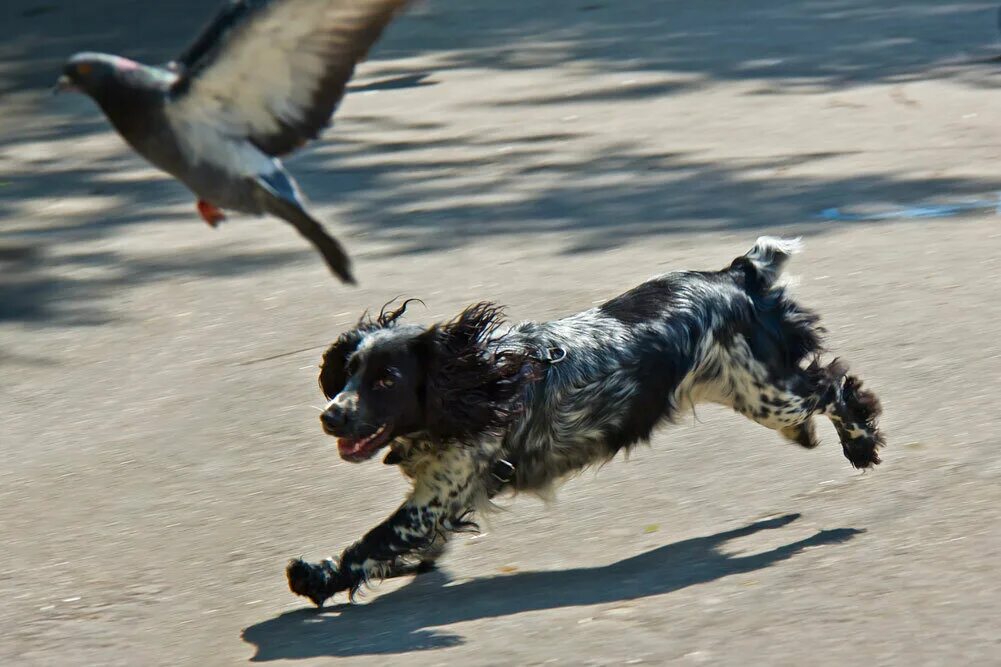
[288,238,884,606]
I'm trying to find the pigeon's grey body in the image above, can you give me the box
[81,63,249,210]
[58,0,413,284]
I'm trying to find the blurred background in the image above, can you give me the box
[2,0,1000,664]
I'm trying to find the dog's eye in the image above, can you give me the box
[373,367,400,391]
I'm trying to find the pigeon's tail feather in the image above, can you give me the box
[253,177,355,285]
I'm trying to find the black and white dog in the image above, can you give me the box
[287,238,884,606]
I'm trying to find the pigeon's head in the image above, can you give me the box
[55,53,136,97]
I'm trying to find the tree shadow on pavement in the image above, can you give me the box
[4,0,1001,327]
[241,513,862,660]
[4,0,997,99]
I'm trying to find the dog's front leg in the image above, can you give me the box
[286,502,438,606]
[287,447,479,606]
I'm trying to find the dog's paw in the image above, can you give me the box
[286,558,341,607]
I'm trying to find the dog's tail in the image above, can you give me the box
[731,236,803,290]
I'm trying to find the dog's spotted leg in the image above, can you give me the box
[710,335,827,448]
[713,343,884,470]
[383,531,450,578]
[816,362,884,469]
[287,446,479,606]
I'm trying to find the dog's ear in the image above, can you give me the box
[318,330,364,399]
[419,302,531,443]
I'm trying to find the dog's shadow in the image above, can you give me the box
[242,514,860,660]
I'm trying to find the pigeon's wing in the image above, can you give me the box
[168,0,409,157]
[172,1,257,74]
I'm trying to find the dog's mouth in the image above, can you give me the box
[337,424,393,462]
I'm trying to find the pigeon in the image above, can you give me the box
[55,0,414,284]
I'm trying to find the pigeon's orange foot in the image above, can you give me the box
[196,200,226,227]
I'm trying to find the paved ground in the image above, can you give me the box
[3,0,1001,664]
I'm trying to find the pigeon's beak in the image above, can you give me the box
[52,75,77,94]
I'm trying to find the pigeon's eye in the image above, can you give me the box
[76,63,93,76]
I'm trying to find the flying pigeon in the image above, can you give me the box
[55,0,414,284]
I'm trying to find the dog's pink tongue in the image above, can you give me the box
[338,438,364,457]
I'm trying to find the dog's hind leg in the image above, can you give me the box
[812,359,885,469]
[716,349,883,469]
[725,369,825,450]
[707,336,829,450]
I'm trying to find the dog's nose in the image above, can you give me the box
[321,405,347,430]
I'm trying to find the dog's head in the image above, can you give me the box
[318,300,532,462]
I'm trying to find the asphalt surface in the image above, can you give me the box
[2,1,1001,664]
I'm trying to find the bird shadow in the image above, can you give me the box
[241,513,862,660]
